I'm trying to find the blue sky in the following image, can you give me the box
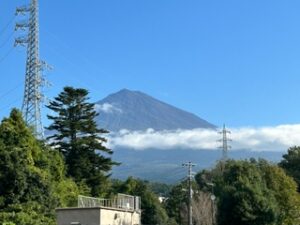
[1,0,300,127]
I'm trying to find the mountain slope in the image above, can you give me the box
[111,148,284,183]
[95,89,216,131]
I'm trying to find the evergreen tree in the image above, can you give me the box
[216,160,279,225]
[46,86,116,196]
[261,160,300,225]
[165,182,188,224]
[279,146,300,191]
[0,109,79,225]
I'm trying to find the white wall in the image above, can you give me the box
[100,208,140,225]
[57,208,100,225]
[56,207,141,225]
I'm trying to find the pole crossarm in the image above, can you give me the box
[16,6,30,15]
[15,22,30,31]
[14,36,29,46]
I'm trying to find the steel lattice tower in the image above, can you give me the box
[219,124,231,161]
[15,0,44,138]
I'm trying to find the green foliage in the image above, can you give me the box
[279,146,300,191]
[147,181,173,197]
[0,109,79,224]
[46,86,117,196]
[113,177,170,225]
[216,160,278,225]
[166,217,178,225]
[262,161,300,225]
[164,182,187,224]
[0,202,56,225]
[165,180,201,225]
[195,159,300,225]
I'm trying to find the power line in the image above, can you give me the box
[0,15,15,36]
[0,31,15,48]
[0,82,23,101]
[0,46,14,64]
[43,29,111,94]
[44,41,104,94]
[0,96,23,113]
[159,167,187,183]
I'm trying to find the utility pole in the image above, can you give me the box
[183,162,196,225]
[207,183,216,225]
[218,124,231,162]
[15,0,48,139]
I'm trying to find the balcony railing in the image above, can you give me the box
[78,194,141,212]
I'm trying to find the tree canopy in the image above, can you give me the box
[279,146,300,192]
[46,86,117,196]
[195,159,300,225]
[0,109,79,225]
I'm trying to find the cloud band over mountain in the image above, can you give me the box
[95,103,122,113]
[107,124,300,152]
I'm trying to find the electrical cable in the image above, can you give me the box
[0,31,15,48]
[0,46,14,64]
[149,166,187,183]
[0,82,23,101]
[0,96,23,112]
[44,29,108,93]
[0,15,15,36]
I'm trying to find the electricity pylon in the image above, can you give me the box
[15,0,47,139]
[218,124,231,162]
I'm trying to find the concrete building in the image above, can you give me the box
[56,194,141,225]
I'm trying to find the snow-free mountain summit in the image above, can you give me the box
[95,89,216,132]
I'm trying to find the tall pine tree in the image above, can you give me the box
[46,86,116,196]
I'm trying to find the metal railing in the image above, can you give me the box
[78,194,141,212]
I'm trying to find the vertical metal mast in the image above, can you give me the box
[15,0,44,139]
[183,162,196,225]
[219,124,231,162]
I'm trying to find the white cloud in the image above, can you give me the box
[106,124,300,151]
[95,103,122,114]
[230,124,300,151]
[107,129,219,150]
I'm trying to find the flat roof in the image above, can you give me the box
[56,207,138,213]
